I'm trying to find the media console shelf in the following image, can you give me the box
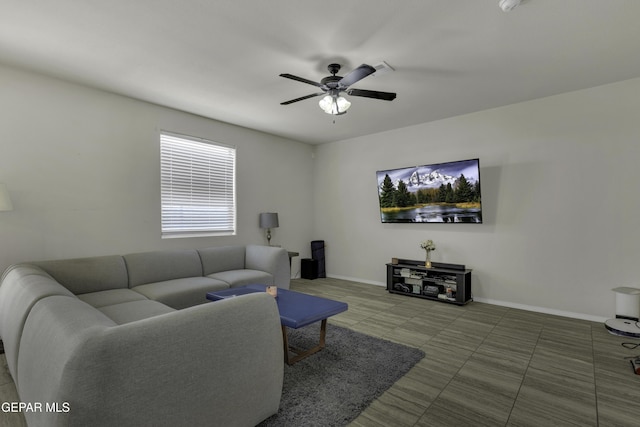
[386,259,472,305]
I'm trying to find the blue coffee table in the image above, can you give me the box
[206,284,348,364]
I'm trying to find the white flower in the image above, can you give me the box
[420,240,436,252]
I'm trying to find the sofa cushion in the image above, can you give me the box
[32,255,129,294]
[77,289,148,308]
[132,277,228,309]
[124,249,204,288]
[98,300,176,324]
[207,269,273,288]
[198,246,246,275]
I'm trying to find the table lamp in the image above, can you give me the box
[259,212,279,246]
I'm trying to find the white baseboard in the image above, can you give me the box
[473,297,608,323]
[324,274,607,324]
[326,274,386,287]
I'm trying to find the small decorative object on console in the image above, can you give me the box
[420,240,436,268]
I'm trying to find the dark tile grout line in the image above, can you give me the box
[493,306,537,427]
[591,326,601,427]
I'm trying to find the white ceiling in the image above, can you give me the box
[1,0,640,145]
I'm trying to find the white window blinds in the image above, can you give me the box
[160,132,236,238]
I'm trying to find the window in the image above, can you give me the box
[160,131,236,238]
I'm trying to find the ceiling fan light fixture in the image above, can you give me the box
[319,94,350,115]
[280,63,395,115]
[498,0,521,12]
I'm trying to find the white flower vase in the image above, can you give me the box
[425,251,432,268]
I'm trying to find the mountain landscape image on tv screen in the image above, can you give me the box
[376,158,482,223]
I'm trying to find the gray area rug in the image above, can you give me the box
[258,324,425,427]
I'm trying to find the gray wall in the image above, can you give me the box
[313,77,640,321]
[0,65,315,275]
[3,63,638,321]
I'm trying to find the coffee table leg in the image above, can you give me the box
[282,319,328,365]
[282,325,291,365]
[318,318,327,348]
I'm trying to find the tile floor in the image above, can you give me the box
[1,277,639,427]
[290,278,640,427]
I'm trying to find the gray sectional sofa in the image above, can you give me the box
[0,244,289,427]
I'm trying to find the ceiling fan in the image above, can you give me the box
[279,63,396,115]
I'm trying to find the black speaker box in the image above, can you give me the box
[301,258,319,280]
[311,240,326,278]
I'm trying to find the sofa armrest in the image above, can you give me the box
[0,264,76,384]
[245,245,290,289]
[18,293,283,427]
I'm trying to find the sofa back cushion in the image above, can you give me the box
[124,249,203,288]
[33,255,129,295]
[198,246,245,276]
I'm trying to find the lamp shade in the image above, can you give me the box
[0,183,13,211]
[318,94,351,115]
[259,212,279,229]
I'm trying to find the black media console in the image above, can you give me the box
[386,259,472,305]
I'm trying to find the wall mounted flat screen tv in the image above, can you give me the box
[376,158,482,223]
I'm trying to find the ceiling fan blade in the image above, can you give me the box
[280,93,325,105]
[279,73,324,88]
[347,88,397,101]
[337,64,376,89]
